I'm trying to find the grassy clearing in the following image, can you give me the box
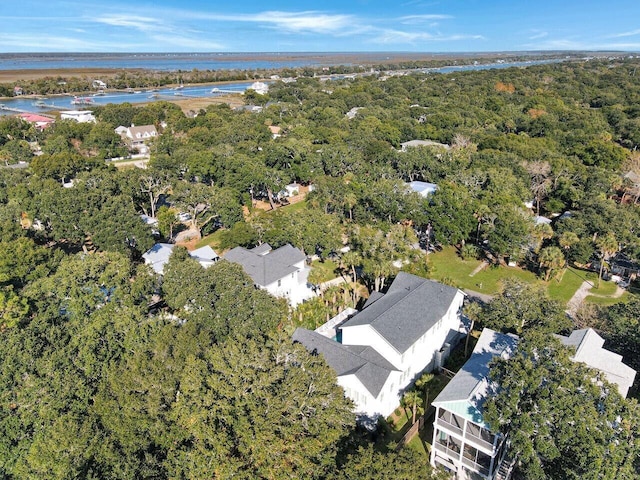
[280,199,308,213]
[427,247,537,294]
[426,248,628,307]
[590,279,618,295]
[547,267,597,304]
[309,259,340,284]
[585,292,630,306]
[194,229,226,250]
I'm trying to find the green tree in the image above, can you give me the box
[538,246,564,281]
[172,181,242,236]
[401,390,424,425]
[332,444,448,480]
[595,231,617,288]
[484,332,640,480]
[480,279,570,335]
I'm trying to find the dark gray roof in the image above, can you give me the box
[341,272,462,353]
[293,328,399,398]
[362,291,384,309]
[250,243,272,255]
[224,243,305,286]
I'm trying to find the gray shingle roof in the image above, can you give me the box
[341,272,462,353]
[224,243,305,286]
[432,328,518,426]
[293,328,399,398]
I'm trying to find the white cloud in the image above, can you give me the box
[528,31,548,40]
[607,29,640,38]
[93,14,168,33]
[181,10,355,34]
[372,28,483,44]
[398,14,453,25]
[0,32,139,51]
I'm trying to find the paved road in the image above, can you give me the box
[463,288,493,303]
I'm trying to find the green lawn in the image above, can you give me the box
[309,259,340,284]
[280,200,308,213]
[426,248,631,307]
[427,247,537,294]
[194,229,226,250]
[547,267,598,304]
[585,292,630,306]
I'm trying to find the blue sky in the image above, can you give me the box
[1,0,639,52]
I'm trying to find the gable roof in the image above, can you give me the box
[432,328,518,428]
[407,181,438,197]
[224,243,305,286]
[142,243,174,274]
[434,327,637,430]
[341,272,462,353]
[127,125,157,139]
[293,328,399,398]
[400,139,450,150]
[556,328,636,397]
[142,243,220,275]
[190,245,219,265]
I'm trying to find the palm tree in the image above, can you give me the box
[340,250,360,284]
[415,372,435,411]
[401,390,424,425]
[531,223,553,254]
[595,232,618,288]
[538,246,565,281]
[463,301,483,357]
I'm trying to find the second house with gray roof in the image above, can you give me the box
[224,243,315,306]
[294,272,466,418]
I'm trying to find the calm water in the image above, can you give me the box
[0,82,253,116]
[0,52,319,71]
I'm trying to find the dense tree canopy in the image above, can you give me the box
[484,332,640,480]
[0,56,640,478]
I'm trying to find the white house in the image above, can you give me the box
[431,328,516,480]
[60,110,95,123]
[116,124,158,154]
[142,243,219,275]
[249,81,269,95]
[555,328,636,398]
[293,328,403,418]
[294,272,466,418]
[92,79,107,89]
[224,243,314,306]
[430,327,636,479]
[407,181,438,197]
[400,139,450,152]
[269,125,282,139]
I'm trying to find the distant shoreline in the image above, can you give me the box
[0,68,135,84]
[0,51,594,83]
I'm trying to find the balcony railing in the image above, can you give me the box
[434,442,461,460]
[460,454,490,477]
[436,417,463,436]
[464,431,495,452]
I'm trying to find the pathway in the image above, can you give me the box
[468,261,489,277]
[566,280,625,316]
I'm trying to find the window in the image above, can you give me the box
[463,444,478,461]
[438,409,464,430]
[467,422,495,445]
[477,451,491,470]
[277,279,281,287]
